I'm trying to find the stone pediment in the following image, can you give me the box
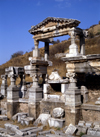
[29,17,80,35]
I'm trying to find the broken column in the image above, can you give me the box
[19,74,27,98]
[66,27,79,57]
[33,40,39,58]
[0,74,8,97]
[80,30,88,55]
[80,36,85,55]
[6,67,19,119]
[5,67,24,119]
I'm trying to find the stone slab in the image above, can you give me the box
[38,130,51,135]
[76,126,87,136]
[27,127,43,135]
[48,118,65,128]
[24,133,37,137]
[65,124,77,135]
[0,115,7,120]
[20,127,37,132]
[85,121,93,128]
[87,128,100,136]
[78,121,85,127]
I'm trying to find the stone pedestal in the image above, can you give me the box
[7,82,19,119]
[65,72,81,126]
[28,86,43,119]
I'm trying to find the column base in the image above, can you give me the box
[7,101,19,119]
[7,86,19,119]
[65,106,81,126]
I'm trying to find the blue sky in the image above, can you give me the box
[0,0,100,65]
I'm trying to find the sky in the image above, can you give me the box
[0,0,100,65]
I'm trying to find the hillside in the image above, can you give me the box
[0,23,100,86]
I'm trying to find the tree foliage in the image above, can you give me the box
[11,51,24,59]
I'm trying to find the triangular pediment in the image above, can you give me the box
[29,17,80,35]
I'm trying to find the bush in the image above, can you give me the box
[88,30,94,38]
[11,51,24,59]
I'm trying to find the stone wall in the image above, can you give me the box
[88,89,100,102]
[19,102,28,113]
[82,109,100,122]
[40,100,65,115]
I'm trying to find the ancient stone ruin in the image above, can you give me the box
[0,17,100,137]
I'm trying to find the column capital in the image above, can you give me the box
[66,72,76,83]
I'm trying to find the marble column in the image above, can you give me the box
[21,75,27,98]
[80,36,85,55]
[1,75,8,97]
[44,42,49,61]
[33,40,40,58]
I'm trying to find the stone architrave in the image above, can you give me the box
[0,75,8,97]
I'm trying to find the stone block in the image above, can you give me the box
[65,124,77,135]
[21,117,34,126]
[61,84,69,94]
[0,115,8,120]
[38,130,51,135]
[20,127,37,132]
[78,121,85,127]
[34,113,51,126]
[48,118,65,128]
[17,112,28,123]
[5,123,26,136]
[27,127,43,135]
[1,109,7,115]
[76,126,87,136]
[85,121,93,128]
[52,107,65,118]
[24,133,37,137]
[87,128,100,136]
[43,84,50,94]
[47,95,60,100]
